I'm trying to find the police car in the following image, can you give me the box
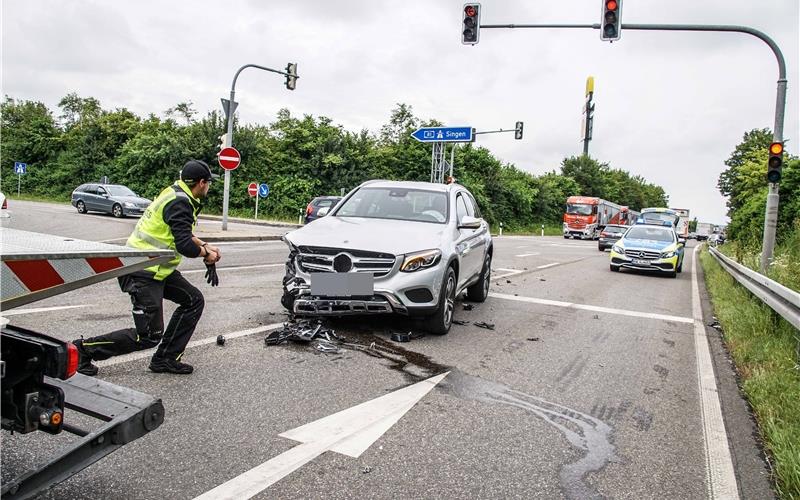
[609,223,685,278]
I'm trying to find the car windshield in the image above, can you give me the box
[639,212,678,227]
[105,186,137,197]
[625,226,674,242]
[334,187,449,224]
[565,203,594,216]
[604,226,626,233]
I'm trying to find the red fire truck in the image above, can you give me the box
[563,196,635,239]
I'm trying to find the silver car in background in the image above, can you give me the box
[71,183,151,218]
[281,180,493,335]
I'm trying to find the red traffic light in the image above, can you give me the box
[464,5,477,16]
[606,0,618,10]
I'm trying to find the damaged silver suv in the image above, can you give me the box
[281,180,493,335]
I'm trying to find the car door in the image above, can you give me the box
[96,186,112,213]
[454,192,483,286]
[83,185,100,211]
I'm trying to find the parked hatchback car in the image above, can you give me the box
[304,196,342,224]
[609,224,685,278]
[71,183,151,218]
[282,180,493,335]
[597,224,628,251]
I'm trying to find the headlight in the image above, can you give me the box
[612,244,623,253]
[400,249,441,272]
[661,250,676,258]
[124,202,136,208]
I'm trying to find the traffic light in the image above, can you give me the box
[462,3,481,45]
[767,142,784,183]
[217,134,228,154]
[600,0,622,41]
[285,63,298,91]
[515,121,524,140]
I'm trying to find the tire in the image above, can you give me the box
[677,259,683,273]
[467,252,491,302]
[610,264,620,272]
[598,244,605,252]
[563,235,569,239]
[669,270,677,278]
[425,266,456,335]
[112,203,124,218]
[76,200,87,214]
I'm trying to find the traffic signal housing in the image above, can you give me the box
[285,63,298,91]
[515,121,524,140]
[217,134,228,153]
[767,142,784,183]
[462,3,481,45]
[601,0,622,41]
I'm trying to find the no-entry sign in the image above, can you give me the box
[247,182,258,197]
[219,147,241,170]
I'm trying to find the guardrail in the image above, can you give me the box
[708,246,800,332]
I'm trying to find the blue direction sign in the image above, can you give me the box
[258,183,270,198]
[411,127,473,143]
[14,162,27,174]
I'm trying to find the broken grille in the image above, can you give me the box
[297,246,396,277]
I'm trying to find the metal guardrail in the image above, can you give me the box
[709,246,800,332]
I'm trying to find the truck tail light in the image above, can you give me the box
[65,342,79,378]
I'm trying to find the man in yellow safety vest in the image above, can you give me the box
[74,160,222,375]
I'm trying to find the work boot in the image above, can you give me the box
[73,339,99,376]
[148,357,193,374]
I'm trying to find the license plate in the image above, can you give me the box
[310,273,374,297]
[632,259,650,265]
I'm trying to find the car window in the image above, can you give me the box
[606,226,626,233]
[625,226,674,242]
[97,186,107,195]
[83,185,98,195]
[317,200,334,208]
[456,194,470,222]
[335,187,448,224]
[464,192,480,218]
[105,185,136,197]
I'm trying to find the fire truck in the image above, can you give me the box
[1,228,172,499]
[563,196,634,240]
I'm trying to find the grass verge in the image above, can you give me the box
[700,248,800,499]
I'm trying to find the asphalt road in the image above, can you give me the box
[1,201,773,499]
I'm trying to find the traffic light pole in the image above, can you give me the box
[482,22,787,270]
[221,64,298,230]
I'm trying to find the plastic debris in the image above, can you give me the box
[506,279,512,284]
[474,322,495,330]
[216,335,225,346]
[463,304,474,311]
[527,337,540,341]
[593,314,599,320]
[265,319,338,346]
[362,466,372,474]
[391,332,411,343]
[452,319,468,326]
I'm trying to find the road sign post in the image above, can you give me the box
[411,127,474,184]
[248,182,258,219]
[14,162,26,196]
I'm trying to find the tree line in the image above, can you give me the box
[1,94,669,229]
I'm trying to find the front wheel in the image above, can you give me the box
[610,264,620,272]
[112,203,124,218]
[598,245,605,252]
[76,200,87,214]
[467,252,491,302]
[425,266,456,335]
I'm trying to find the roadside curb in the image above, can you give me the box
[198,214,302,229]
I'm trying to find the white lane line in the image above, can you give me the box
[489,292,693,324]
[181,263,284,274]
[495,268,521,272]
[514,253,540,258]
[194,373,449,500]
[96,322,285,368]
[536,262,560,269]
[493,269,525,280]
[0,304,90,316]
[691,246,739,498]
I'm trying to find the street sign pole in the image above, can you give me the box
[255,192,259,220]
[17,171,21,197]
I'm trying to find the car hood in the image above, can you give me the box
[621,238,674,251]
[116,196,152,206]
[285,216,448,255]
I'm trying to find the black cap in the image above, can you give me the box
[181,160,220,182]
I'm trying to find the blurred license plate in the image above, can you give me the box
[310,273,374,297]
[632,259,650,265]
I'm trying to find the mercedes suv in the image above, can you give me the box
[280,180,493,334]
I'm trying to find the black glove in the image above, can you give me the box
[204,263,219,287]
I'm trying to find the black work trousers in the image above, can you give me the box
[81,270,204,362]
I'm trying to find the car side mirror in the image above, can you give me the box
[317,207,330,217]
[458,215,482,230]
[678,238,686,246]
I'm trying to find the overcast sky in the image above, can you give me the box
[2,0,798,224]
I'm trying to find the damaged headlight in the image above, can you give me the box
[400,249,442,272]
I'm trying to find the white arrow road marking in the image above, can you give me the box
[490,292,693,324]
[194,372,449,500]
[0,304,89,316]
